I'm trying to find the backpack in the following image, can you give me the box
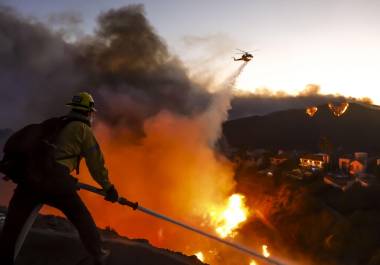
[0,116,87,185]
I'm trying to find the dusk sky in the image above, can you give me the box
[3,0,380,103]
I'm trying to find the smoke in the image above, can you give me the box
[46,11,84,42]
[0,5,210,132]
[0,4,253,264]
[89,6,211,129]
[180,33,237,91]
[0,4,340,264]
[39,59,250,265]
[298,84,321,96]
[54,60,252,263]
[0,7,85,128]
[0,2,220,222]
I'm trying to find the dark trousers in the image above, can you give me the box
[0,185,102,265]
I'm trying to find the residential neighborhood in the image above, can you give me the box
[223,144,380,192]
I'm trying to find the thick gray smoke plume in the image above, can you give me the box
[0,5,210,132]
[0,7,85,128]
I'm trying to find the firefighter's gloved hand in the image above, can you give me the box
[104,185,119,203]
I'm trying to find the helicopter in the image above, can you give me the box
[233,49,255,62]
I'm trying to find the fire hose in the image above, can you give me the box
[1,177,286,265]
[78,182,287,265]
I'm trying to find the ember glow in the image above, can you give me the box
[306,106,318,117]
[249,260,258,265]
[209,193,250,238]
[328,102,350,117]
[195,251,205,262]
[262,245,270,258]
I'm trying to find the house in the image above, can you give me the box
[338,152,368,176]
[299,153,330,170]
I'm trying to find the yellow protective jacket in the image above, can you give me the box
[54,111,112,190]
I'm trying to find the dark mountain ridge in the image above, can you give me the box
[223,103,380,153]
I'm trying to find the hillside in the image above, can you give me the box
[234,166,380,265]
[0,208,205,265]
[223,103,380,153]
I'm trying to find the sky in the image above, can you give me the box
[3,0,380,103]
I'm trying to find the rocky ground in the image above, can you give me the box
[0,207,205,265]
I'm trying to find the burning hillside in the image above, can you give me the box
[67,82,267,264]
[5,3,378,265]
[76,112,236,247]
[0,4,277,265]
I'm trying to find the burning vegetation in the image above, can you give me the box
[0,5,275,265]
[328,102,350,117]
[72,113,279,265]
[208,193,250,238]
[306,106,318,117]
[195,251,205,262]
[306,103,350,118]
[2,4,380,265]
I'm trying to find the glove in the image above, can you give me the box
[104,185,119,203]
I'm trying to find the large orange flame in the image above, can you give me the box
[208,193,250,238]
[41,65,253,263]
[195,251,205,262]
[44,111,237,254]
[262,244,270,258]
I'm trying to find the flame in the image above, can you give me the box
[328,102,349,117]
[43,112,236,252]
[195,251,205,262]
[39,64,251,264]
[262,244,270,258]
[306,106,318,117]
[209,193,250,238]
[249,260,258,265]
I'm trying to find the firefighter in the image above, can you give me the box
[0,92,119,265]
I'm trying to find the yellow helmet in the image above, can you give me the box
[66,92,97,112]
